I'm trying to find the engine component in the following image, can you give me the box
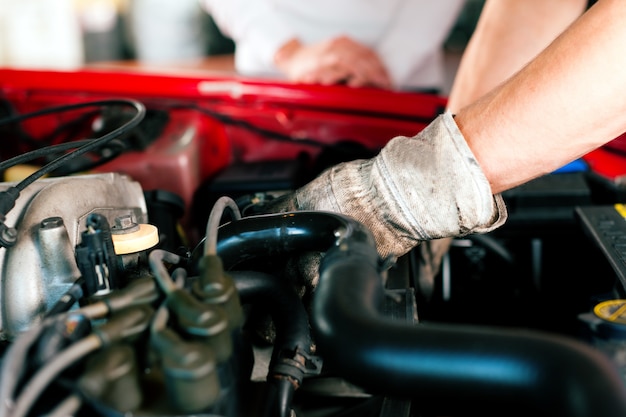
[0,171,625,416]
[78,344,144,413]
[0,172,148,338]
[215,211,626,417]
[580,298,626,384]
[76,212,122,297]
[0,101,624,415]
[150,306,222,413]
[110,214,159,255]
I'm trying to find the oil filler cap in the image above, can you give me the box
[594,299,626,325]
[581,299,626,382]
[587,299,626,340]
[111,215,159,255]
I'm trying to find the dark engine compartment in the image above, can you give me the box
[1,69,626,417]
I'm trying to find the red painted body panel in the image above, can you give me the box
[0,68,446,234]
[4,68,626,216]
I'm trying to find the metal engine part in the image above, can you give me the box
[0,172,148,339]
[0,174,625,417]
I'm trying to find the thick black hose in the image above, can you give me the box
[230,269,316,417]
[315,245,626,416]
[216,211,374,268]
[231,270,312,360]
[272,378,295,417]
[218,211,626,416]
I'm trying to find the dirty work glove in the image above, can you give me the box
[266,112,508,262]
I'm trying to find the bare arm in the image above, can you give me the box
[456,0,626,193]
[448,0,587,111]
[265,0,626,258]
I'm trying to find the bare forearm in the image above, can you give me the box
[456,0,626,194]
[448,0,587,112]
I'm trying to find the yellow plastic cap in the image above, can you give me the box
[111,223,159,255]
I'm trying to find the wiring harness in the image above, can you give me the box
[0,99,146,248]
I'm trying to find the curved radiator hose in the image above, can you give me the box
[217,212,626,416]
[231,270,313,367]
[232,270,322,417]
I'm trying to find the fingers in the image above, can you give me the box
[277,36,392,89]
[335,38,391,88]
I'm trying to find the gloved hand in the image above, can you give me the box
[265,112,508,263]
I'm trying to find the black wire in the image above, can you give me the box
[0,140,101,172]
[0,99,137,127]
[0,99,42,149]
[44,138,127,176]
[172,103,328,149]
[39,109,101,147]
[44,279,85,318]
[0,99,146,192]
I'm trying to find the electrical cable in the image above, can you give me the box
[150,301,170,336]
[0,139,99,172]
[45,393,83,417]
[5,99,145,193]
[204,196,241,256]
[9,304,153,417]
[0,303,108,417]
[10,334,102,417]
[45,138,128,177]
[39,109,101,147]
[0,314,66,417]
[148,249,182,294]
[172,267,187,289]
[177,104,328,149]
[44,278,85,318]
[0,105,101,160]
[178,99,429,150]
[0,99,140,128]
[0,99,144,249]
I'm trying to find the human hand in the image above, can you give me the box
[263,113,507,261]
[274,36,392,89]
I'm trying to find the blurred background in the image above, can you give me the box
[0,0,484,85]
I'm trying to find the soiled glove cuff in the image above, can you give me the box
[292,112,507,260]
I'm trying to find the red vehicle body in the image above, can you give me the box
[3,68,626,195]
[0,68,447,234]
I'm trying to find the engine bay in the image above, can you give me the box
[1,69,626,417]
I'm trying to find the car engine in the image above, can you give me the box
[1,71,626,417]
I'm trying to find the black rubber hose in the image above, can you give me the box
[231,270,312,360]
[218,212,370,417]
[216,211,374,269]
[272,378,295,417]
[314,235,626,416]
[230,269,316,417]
[217,211,626,416]
[320,245,626,417]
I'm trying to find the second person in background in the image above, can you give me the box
[201,0,466,92]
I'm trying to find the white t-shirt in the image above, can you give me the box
[202,0,466,90]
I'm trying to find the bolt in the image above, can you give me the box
[41,216,64,230]
[112,214,139,234]
[1,226,17,245]
[116,215,134,228]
